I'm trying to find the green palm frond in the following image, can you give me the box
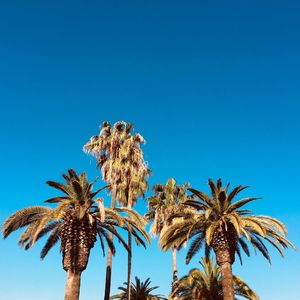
[147,178,190,243]
[33,221,60,244]
[46,181,74,196]
[2,206,52,238]
[227,198,261,213]
[99,223,130,254]
[233,275,259,300]
[40,226,61,259]
[171,257,258,300]
[110,276,167,300]
[96,226,116,255]
[188,188,213,207]
[44,196,70,203]
[186,233,206,264]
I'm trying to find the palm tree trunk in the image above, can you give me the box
[127,230,132,300]
[127,200,132,300]
[171,247,178,288]
[64,270,81,300]
[104,249,113,300]
[104,190,116,300]
[219,262,234,300]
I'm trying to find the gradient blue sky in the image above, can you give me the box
[1,1,299,299]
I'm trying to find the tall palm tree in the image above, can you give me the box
[111,123,151,300]
[84,121,132,300]
[160,179,295,300]
[84,121,151,300]
[145,178,190,290]
[110,277,167,300]
[171,257,258,300]
[2,169,147,300]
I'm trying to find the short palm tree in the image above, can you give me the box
[160,179,295,300]
[2,169,148,300]
[171,257,258,300]
[84,121,151,300]
[146,178,190,289]
[110,276,167,300]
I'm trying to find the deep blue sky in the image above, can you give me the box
[1,1,299,299]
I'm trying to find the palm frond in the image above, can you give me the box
[186,233,205,264]
[227,197,261,213]
[40,226,61,259]
[46,181,73,196]
[3,206,52,238]
[227,185,249,204]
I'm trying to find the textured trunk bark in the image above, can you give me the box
[64,270,81,300]
[127,200,132,300]
[219,262,234,300]
[172,247,178,287]
[61,210,95,273]
[104,191,116,300]
[212,225,236,300]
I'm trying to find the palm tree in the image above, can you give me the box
[2,169,147,300]
[110,277,167,300]
[160,179,295,300]
[145,178,190,290]
[171,257,258,300]
[111,123,151,300]
[84,121,132,300]
[84,121,151,300]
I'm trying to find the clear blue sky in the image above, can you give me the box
[0,1,299,299]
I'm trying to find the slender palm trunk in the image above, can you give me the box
[219,262,234,300]
[64,270,81,300]
[171,247,178,287]
[104,191,116,300]
[127,230,132,300]
[104,249,113,300]
[127,200,132,300]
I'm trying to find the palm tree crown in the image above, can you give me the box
[84,121,151,207]
[110,277,167,300]
[2,169,147,270]
[146,178,191,289]
[160,178,295,266]
[146,178,190,236]
[171,257,258,300]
